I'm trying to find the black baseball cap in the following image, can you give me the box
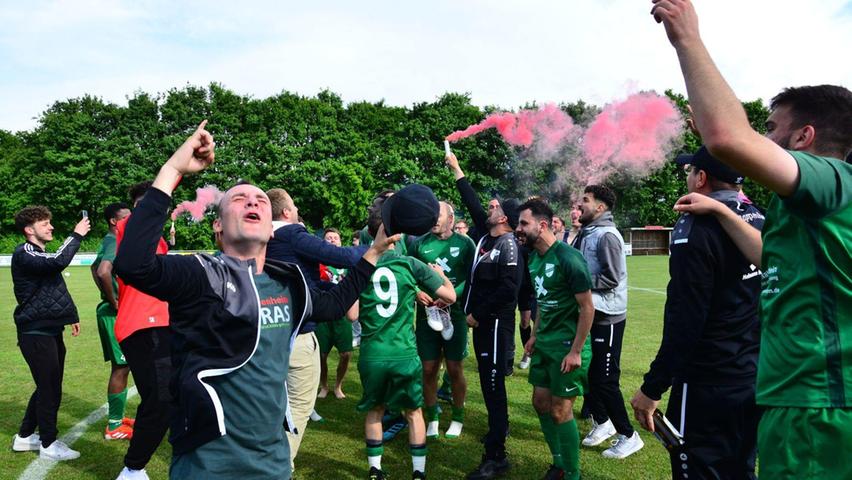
[675,146,745,185]
[381,184,440,236]
[500,198,521,230]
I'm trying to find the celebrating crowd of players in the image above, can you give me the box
[9,1,851,479]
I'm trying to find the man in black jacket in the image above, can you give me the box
[11,205,90,461]
[443,152,524,479]
[630,147,764,479]
[114,121,397,480]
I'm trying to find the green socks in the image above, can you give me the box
[555,418,580,480]
[366,439,384,470]
[451,405,465,423]
[539,414,564,469]
[424,404,440,422]
[410,443,427,473]
[107,388,128,429]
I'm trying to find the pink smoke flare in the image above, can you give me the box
[171,186,222,221]
[446,103,577,154]
[576,92,683,184]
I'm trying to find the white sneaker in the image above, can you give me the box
[426,420,440,439]
[39,440,80,461]
[425,306,446,331]
[440,309,454,341]
[518,355,531,370]
[602,431,644,459]
[445,420,463,439]
[309,410,325,423]
[582,419,616,446]
[116,467,150,480]
[12,433,41,452]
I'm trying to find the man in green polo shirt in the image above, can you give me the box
[410,201,475,439]
[651,1,852,477]
[516,198,594,480]
[356,200,457,480]
[91,202,133,441]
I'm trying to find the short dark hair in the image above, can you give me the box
[323,227,340,237]
[584,185,616,210]
[15,206,51,233]
[128,181,153,204]
[103,202,130,224]
[770,85,852,159]
[518,198,554,226]
[367,196,387,238]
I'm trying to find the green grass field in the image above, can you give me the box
[1,256,673,480]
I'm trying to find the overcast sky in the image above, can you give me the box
[1,0,849,132]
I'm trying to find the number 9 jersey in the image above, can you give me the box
[358,251,445,362]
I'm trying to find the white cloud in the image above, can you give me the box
[0,0,849,132]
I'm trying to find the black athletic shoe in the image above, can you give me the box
[412,470,426,480]
[466,455,510,479]
[541,464,565,480]
[369,466,386,480]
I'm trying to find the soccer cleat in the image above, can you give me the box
[368,466,386,480]
[122,418,135,427]
[582,419,616,447]
[116,467,150,480]
[39,440,80,461]
[518,355,531,370]
[440,309,454,341]
[310,410,326,423]
[425,306,445,331]
[426,420,440,439]
[412,470,426,479]
[602,431,645,459]
[541,464,565,480]
[466,455,510,479]
[12,433,41,452]
[383,418,408,442]
[445,420,463,439]
[105,424,134,441]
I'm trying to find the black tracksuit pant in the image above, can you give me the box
[18,333,66,447]
[121,327,172,470]
[586,321,634,436]
[472,313,515,459]
[665,380,760,480]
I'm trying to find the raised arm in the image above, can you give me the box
[652,0,799,195]
[17,219,89,274]
[446,152,489,234]
[674,192,763,267]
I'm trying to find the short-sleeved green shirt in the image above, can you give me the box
[410,232,475,322]
[171,273,294,479]
[358,251,444,361]
[528,241,593,349]
[93,233,118,305]
[757,151,852,408]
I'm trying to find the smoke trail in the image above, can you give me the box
[171,186,223,221]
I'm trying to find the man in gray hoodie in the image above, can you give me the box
[572,185,643,459]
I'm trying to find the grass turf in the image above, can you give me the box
[1,256,672,479]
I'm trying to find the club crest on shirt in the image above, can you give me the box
[490,249,501,260]
[545,263,555,278]
[450,247,460,257]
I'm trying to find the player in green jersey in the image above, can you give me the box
[316,228,357,400]
[411,202,476,439]
[652,1,852,477]
[516,198,594,480]
[91,202,135,441]
[354,200,458,480]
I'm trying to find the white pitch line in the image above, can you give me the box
[18,386,139,480]
[629,286,667,295]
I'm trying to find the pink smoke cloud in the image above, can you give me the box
[171,186,222,221]
[576,92,683,184]
[446,103,578,155]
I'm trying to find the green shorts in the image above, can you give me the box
[528,343,590,398]
[415,313,468,362]
[315,318,353,354]
[758,406,852,479]
[357,357,424,412]
[96,302,126,365]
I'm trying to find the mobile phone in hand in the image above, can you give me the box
[81,210,88,218]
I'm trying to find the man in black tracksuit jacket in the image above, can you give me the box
[11,206,90,460]
[444,152,524,479]
[114,122,394,480]
[631,149,765,480]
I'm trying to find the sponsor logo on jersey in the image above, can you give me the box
[534,276,548,297]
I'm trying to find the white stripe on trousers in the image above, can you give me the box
[679,382,688,436]
[492,318,499,365]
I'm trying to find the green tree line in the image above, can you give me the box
[0,84,772,252]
